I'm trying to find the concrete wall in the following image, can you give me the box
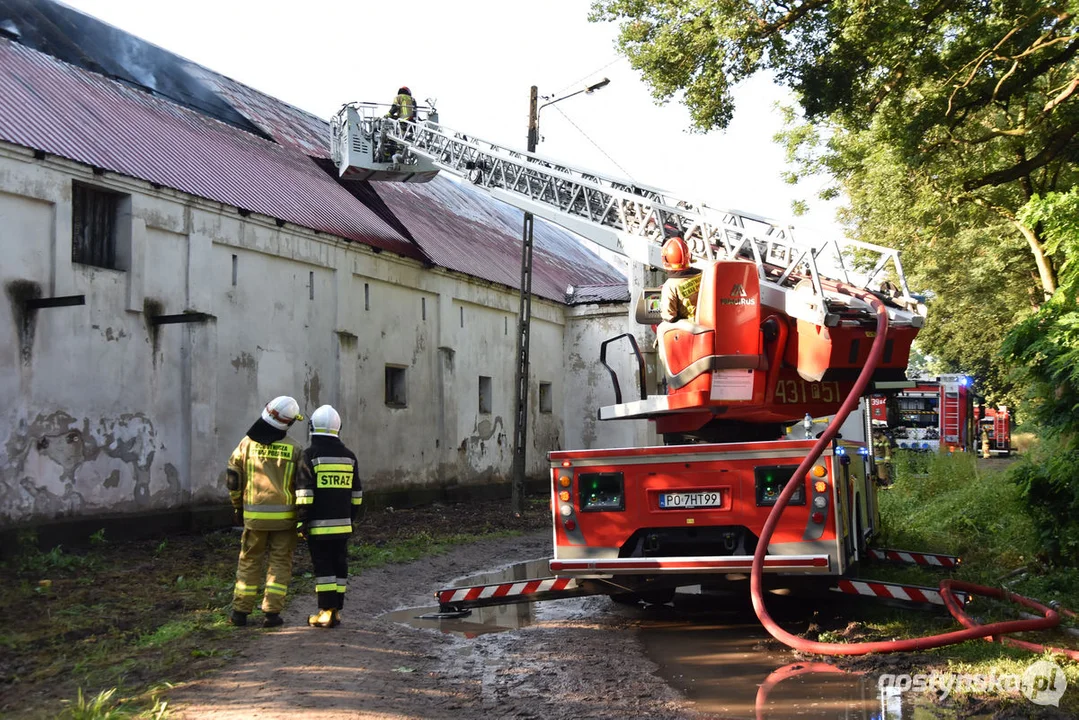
[0,143,639,527]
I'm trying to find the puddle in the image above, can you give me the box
[640,594,995,719]
[386,557,553,637]
[390,561,999,718]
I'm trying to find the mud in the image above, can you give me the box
[168,532,688,719]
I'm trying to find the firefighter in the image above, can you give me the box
[981,426,991,458]
[659,235,702,323]
[226,396,304,628]
[388,86,416,122]
[296,405,362,629]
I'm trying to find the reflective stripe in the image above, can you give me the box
[244,504,293,513]
[314,456,353,466]
[352,490,364,498]
[295,489,314,498]
[310,525,351,535]
[316,582,337,593]
[234,582,258,596]
[352,497,364,505]
[314,463,354,473]
[316,575,336,585]
[296,496,314,505]
[245,510,296,519]
[265,582,288,596]
[309,518,351,528]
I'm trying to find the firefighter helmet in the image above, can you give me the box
[398,86,411,95]
[261,396,302,430]
[661,236,690,272]
[310,404,342,437]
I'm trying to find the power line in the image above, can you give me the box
[551,105,638,183]
[551,56,621,98]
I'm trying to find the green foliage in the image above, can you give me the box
[347,530,521,570]
[58,688,170,720]
[1004,190,1079,433]
[1007,437,1079,565]
[879,451,1036,572]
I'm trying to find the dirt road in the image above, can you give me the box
[168,531,692,720]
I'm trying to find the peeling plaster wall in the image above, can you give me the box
[0,144,639,526]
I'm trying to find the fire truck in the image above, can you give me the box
[869,374,975,453]
[976,404,1013,456]
[330,102,946,608]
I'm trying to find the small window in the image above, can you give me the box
[460,306,464,328]
[385,366,407,407]
[478,375,492,414]
[72,182,124,270]
[421,297,426,321]
[365,283,370,311]
[231,255,238,286]
[539,382,553,413]
[309,271,315,300]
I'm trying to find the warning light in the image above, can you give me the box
[559,504,572,517]
[812,465,827,478]
[812,496,828,509]
[559,475,572,488]
[565,520,576,531]
[562,460,572,467]
[559,490,570,502]
[813,480,828,493]
[811,511,825,524]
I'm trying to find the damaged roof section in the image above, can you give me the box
[0,0,628,304]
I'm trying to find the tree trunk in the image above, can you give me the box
[1014,219,1056,303]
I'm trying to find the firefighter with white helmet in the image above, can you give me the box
[296,404,362,628]
[659,233,702,323]
[226,396,305,628]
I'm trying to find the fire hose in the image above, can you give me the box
[749,291,1079,660]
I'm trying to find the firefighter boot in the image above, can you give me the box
[262,612,284,628]
[229,610,248,627]
[308,609,339,628]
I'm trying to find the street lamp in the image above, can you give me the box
[511,78,610,515]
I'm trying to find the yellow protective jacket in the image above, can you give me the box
[227,436,302,531]
[660,270,702,323]
[389,93,415,121]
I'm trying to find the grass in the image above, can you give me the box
[0,497,548,720]
[840,450,1079,712]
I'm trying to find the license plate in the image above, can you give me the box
[659,491,723,509]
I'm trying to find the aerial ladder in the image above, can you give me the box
[331,102,927,442]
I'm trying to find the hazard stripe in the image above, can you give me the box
[833,579,959,606]
[869,548,960,568]
[437,577,576,605]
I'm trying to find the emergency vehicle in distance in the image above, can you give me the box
[868,374,1011,455]
[330,102,936,605]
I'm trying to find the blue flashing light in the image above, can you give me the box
[858,447,870,456]
[922,442,930,449]
[959,376,968,387]
[835,446,847,455]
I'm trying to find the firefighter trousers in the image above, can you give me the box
[233,527,297,614]
[308,534,349,611]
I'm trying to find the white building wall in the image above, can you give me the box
[0,143,639,526]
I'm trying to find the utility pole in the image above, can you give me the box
[510,79,610,516]
[510,86,539,516]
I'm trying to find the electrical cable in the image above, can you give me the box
[551,105,637,182]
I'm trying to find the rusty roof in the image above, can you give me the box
[0,0,628,304]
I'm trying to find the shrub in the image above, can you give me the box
[1007,437,1079,566]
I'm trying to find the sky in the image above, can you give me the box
[59,0,844,241]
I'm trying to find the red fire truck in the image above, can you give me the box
[328,104,948,608]
[976,404,1013,456]
[869,374,976,453]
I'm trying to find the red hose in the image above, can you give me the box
[749,293,1076,656]
[754,662,857,720]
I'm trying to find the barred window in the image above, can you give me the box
[71,182,124,270]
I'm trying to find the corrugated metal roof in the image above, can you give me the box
[567,283,632,305]
[0,38,426,260]
[368,177,628,302]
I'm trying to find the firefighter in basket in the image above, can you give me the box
[296,405,362,629]
[227,396,304,628]
[659,235,701,323]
